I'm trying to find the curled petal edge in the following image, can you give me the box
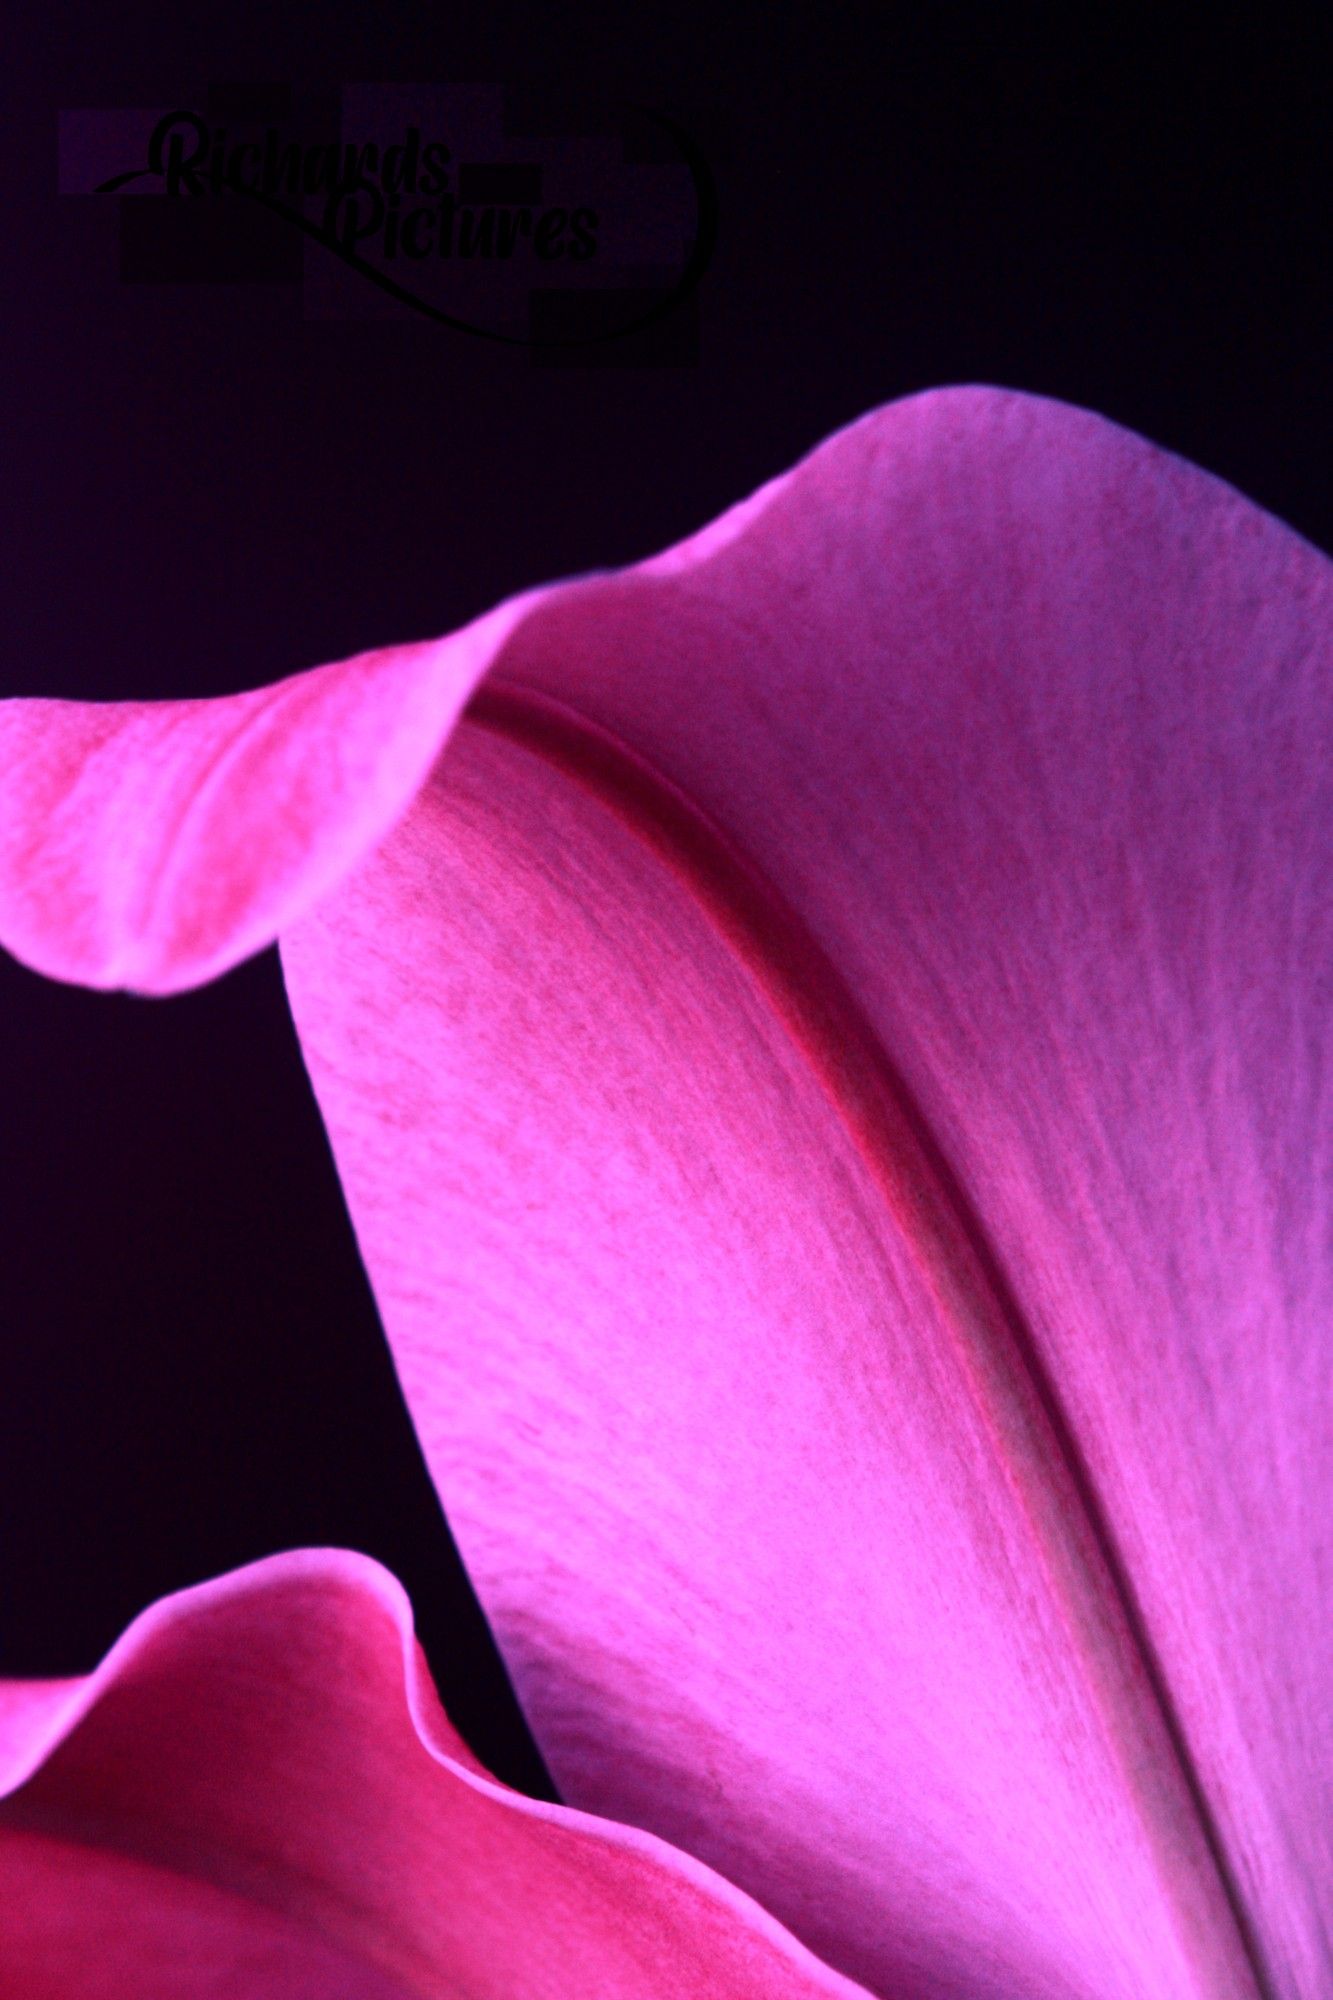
[0,1548,878,1999]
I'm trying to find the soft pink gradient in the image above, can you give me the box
[0,1550,876,1997]
[0,388,1328,1999]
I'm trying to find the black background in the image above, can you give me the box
[2,11,1330,1797]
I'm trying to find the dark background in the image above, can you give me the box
[2,11,1330,1797]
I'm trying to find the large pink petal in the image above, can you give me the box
[279,394,1329,2000]
[0,1549,875,1998]
[1,388,1327,1998]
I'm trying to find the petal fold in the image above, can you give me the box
[0,593,546,993]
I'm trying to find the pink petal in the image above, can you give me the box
[0,593,544,993]
[1,387,1327,1998]
[0,1549,875,1998]
[280,392,1330,1999]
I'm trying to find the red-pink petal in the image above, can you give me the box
[0,1549,875,1998]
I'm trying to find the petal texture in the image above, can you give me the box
[0,1549,876,1999]
[278,391,1330,1999]
[3,387,1329,1999]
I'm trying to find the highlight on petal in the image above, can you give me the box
[3,387,1328,1998]
[0,1549,876,1998]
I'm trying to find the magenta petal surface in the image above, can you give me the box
[278,392,1329,2000]
[0,1550,875,1998]
[2,387,1328,1999]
